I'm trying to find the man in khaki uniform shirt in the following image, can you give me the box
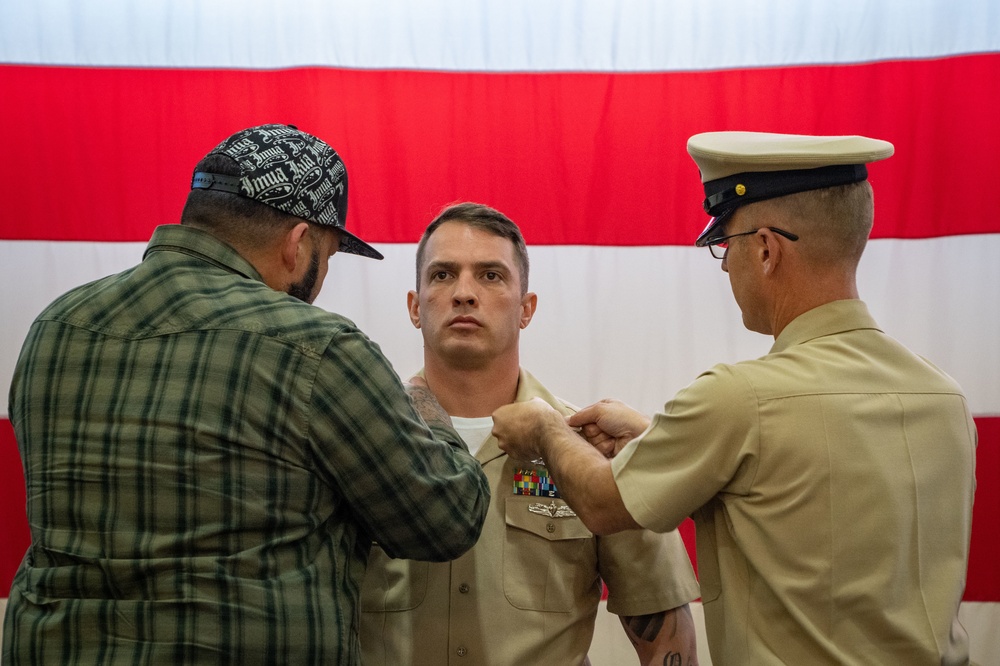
[360,203,700,665]
[493,133,976,665]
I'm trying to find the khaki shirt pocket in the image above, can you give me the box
[360,544,429,612]
[503,495,598,612]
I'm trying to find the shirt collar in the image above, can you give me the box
[413,367,575,464]
[143,224,265,284]
[513,368,577,415]
[770,299,883,354]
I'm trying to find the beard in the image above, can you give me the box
[287,248,320,303]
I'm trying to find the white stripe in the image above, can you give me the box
[1,0,997,71]
[2,235,997,419]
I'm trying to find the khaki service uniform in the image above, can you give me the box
[613,299,976,665]
[361,370,699,665]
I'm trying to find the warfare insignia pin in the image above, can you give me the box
[528,501,577,518]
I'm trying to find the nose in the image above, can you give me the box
[452,272,478,306]
[721,249,729,273]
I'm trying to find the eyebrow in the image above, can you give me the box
[425,260,511,275]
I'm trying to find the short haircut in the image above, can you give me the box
[180,154,304,251]
[415,202,530,294]
[747,181,874,266]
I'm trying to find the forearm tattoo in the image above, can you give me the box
[623,606,694,666]
[405,384,453,430]
[662,653,683,666]
[624,610,672,643]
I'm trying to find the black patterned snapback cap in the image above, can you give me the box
[192,124,383,260]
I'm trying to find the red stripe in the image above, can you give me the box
[1,419,27,596]
[967,417,1000,602]
[2,53,998,246]
[1,416,998,600]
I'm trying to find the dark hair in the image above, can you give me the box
[180,154,302,250]
[415,202,530,294]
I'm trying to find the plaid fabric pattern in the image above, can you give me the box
[4,224,488,665]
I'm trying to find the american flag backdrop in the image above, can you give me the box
[1,1,998,662]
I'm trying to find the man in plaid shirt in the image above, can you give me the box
[3,124,489,665]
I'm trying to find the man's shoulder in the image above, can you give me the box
[31,267,139,328]
[516,368,578,415]
[32,265,363,357]
[550,395,578,415]
[236,298,366,357]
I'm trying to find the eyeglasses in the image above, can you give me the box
[705,227,799,259]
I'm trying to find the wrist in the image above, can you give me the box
[639,415,652,435]
[537,410,569,459]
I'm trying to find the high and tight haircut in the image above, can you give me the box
[746,180,874,267]
[180,153,304,250]
[415,202,530,295]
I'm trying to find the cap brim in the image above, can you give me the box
[694,209,734,247]
[338,229,384,260]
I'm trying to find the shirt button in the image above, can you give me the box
[458,583,470,594]
[457,646,468,657]
[546,522,556,533]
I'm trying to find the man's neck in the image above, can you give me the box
[423,356,520,418]
[769,271,859,338]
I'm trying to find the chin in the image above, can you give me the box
[740,310,761,334]
[441,345,492,370]
[741,315,771,336]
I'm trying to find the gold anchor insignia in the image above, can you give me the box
[528,501,577,518]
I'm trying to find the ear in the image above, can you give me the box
[281,222,311,272]
[406,290,421,329]
[757,228,784,276]
[519,292,538,329]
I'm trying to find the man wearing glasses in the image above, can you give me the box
[490,132,976,665]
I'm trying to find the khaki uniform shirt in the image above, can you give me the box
[613,300,976,665]
[361,370,699,665]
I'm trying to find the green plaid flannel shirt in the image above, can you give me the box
[4,224,489,665]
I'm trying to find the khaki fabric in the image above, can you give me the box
[361,370,699,666]
[613,299,976,665]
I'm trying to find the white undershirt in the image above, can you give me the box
[451,415,494,456]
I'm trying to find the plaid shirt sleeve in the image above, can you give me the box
[3,227,489,664]
[308,325,490,561]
